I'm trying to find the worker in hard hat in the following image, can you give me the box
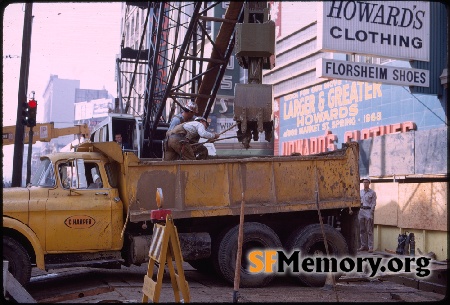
[167,101,198,132]
[164,117,219,161]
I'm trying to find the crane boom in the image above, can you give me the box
[2,123,90,146]
[195,1,244,116]
[117,2,245,158]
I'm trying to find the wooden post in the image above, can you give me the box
[233,163,246,302]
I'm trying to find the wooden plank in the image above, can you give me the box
[5,271,36,303]
[398,182,447,231]
[36,286,113,303]
[149,225,164,261]
[167,256,181,303]
[372,183,398,226]
[142,274,156,298]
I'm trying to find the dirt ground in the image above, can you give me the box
[24,262,446,303]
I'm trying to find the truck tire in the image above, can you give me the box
[215,222,282,288]
[3,236,32,287]
[286,224,348,287]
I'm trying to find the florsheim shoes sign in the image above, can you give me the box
[316,59,430,87]
[317,1,430,61]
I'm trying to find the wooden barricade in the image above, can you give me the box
[142,214,190,303]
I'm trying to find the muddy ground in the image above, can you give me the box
[24,262,445,303]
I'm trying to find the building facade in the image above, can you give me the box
[118,3,146,117]
[41,75,111,154]
[266,2,448,260]
[73,97,115,135]
[41,75,80,154]
[75,88,110,104]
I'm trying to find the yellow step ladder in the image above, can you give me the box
[142,213,190,303]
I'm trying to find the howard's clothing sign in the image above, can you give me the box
[317,1,430,61]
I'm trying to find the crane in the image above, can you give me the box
[2,122,90,146]
[115,1,275,158]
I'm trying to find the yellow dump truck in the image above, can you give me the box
[3,141,361,288]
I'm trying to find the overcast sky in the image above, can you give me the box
[2,2,122,181]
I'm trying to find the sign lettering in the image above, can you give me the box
[317,58,429,87]
[317,1,430,61]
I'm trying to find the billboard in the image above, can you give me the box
[276,79,446,156]
[317,1,430,61]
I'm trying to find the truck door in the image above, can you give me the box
[45,159,114,252]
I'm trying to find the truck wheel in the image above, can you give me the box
[3,236,32,287]
[286,224,348,287]
[215,222,282,288]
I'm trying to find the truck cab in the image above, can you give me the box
[2,150,125,287]
[90,113,140,157]
[89,113,169,158]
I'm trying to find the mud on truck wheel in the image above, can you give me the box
[213,222,282,288]
[286,224,349,287]
[3,236,32,288]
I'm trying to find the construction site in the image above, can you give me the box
[2,1,448,303]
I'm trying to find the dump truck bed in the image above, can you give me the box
[123,142,360,222]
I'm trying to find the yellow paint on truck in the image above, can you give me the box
[3,141,361,288]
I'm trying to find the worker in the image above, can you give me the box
[167,101,198,132]
[88,174,103,189]
[115,133,131,150]
[164,117,219,161]
[358,177,377,253]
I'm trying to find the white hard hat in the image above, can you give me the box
[195,116,209,127]
[185,101,198,113]
[362,177,371,183]
[93,174,100,182]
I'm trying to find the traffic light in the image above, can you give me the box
[21,102,29,126]
[26,99,37,127]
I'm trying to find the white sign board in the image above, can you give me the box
[316,58,430,87]
[317,1,430,61]
[40,125,49,139]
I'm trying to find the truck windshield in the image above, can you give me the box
[30,158,55,187]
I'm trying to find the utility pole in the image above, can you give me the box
[12,3,33,187]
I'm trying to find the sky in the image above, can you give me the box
[2,2,123,182]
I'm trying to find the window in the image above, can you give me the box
[136,12,139,33]
[58,161,78,189]
[58,160,102,189]
[31,158,55,187]
[86,163,103,189]
[105,162,119,188]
